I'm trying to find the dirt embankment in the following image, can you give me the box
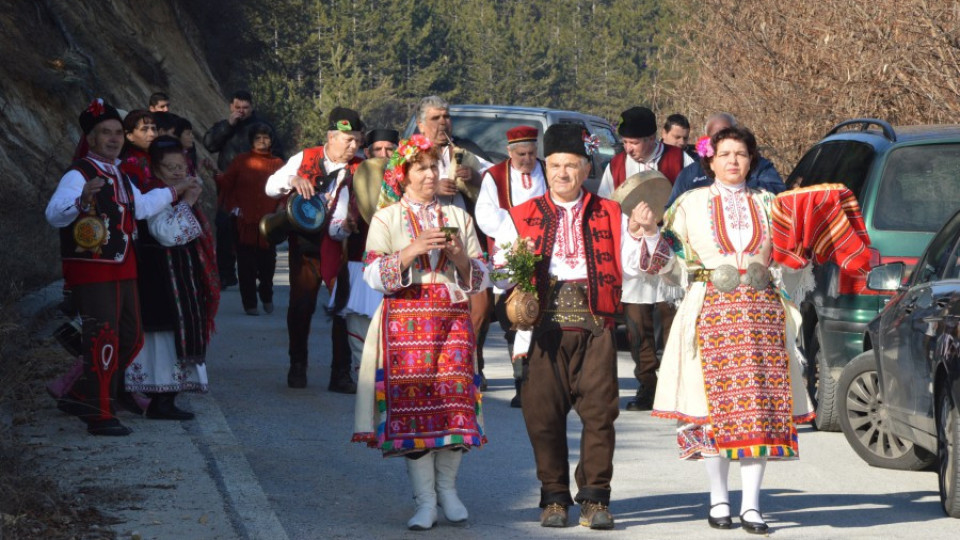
[0,0,227,305]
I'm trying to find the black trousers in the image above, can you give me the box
[236,243,276,310]
[623,302,676,392]
[215,209,237,283]
[286,240,351,380]
[66,280,143,421]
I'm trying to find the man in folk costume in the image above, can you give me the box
[45,99,193,436]
[265,107,365,391]
[492,124,648,529]
[599,107,691,411]
[475,125,546,408]
[364,128,399,159]
[414,95,495,387]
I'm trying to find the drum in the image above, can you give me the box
[611,170,673,222]
[352,157,388,224]
[259,192,328,245]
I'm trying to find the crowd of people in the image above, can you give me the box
[45,90,879,534]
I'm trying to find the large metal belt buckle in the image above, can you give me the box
[709,263,772,293]
[742,262,773,291]
[709,265,740,293]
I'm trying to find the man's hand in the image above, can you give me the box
[343,215,359,234]
[80,177,106,208]
[629,201,658,237]
[228,109,243,126]
[456,165,479,186]
[290,176,316,199]
[438,178,458,197]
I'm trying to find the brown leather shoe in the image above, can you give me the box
[540,503,568,527]
[579,500,614,529]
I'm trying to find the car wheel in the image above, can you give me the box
[801,327,841,432]
[838,352,935,470]
[813,348,841,432]
[938,385,960,517]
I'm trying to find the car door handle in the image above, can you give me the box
[936,298,950,309]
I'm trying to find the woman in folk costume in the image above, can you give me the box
[633,126,814,534]
[124,136,220,420]
[352,135,488,531]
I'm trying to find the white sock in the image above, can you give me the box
[704,456,731,517]
[739,457,767,522]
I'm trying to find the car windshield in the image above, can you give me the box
[452,115,548,163]
[874,144,960,232]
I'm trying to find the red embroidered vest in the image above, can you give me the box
[510,191,623,318]
[487,158,546,209]
[609,144,685,188]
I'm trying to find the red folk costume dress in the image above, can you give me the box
[640,183,816,460]
[352,197,488,455]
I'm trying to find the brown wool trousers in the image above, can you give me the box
[623,302,676,392]
[521,328,619,507]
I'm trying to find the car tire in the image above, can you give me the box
[838,351,935,470]
[813,348,841,432]
[938,385,960,517]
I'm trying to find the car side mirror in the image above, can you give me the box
[866,262,906,292]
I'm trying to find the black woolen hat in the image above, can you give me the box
[79,99,123,134]
[365,128,399,147]
[543,123,588,158]
[327,107,365,132]
[618,106,657,138]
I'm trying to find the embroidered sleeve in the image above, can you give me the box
[147,201,202,247]
[456,258,489,294]
[362,212,412,294]
[639,234,674,274]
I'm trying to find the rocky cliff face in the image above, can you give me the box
[0,0,227,303]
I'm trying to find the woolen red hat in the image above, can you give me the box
[506,125,538,144]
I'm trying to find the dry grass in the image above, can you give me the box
[0,310,116,539]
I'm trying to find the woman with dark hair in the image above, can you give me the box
[173,116,197,174]
[124,135,220,419]
[633,126,814,534]
[352,135,488,530]
[217,123,284,315]
[120,109,157,188]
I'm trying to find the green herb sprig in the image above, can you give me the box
[490,238,541,294]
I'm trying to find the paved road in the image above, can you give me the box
[192,251,958,539]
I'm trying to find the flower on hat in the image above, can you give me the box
[583,133,600,156]
[336,119,352,131]
[379,134,434,208]
[87,98,106,118]
[695,136,714,158]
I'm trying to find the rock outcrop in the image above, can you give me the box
[0,0,227,303]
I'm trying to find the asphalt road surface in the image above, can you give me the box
[197,251,957,539]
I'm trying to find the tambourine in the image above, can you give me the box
[259,193,328,245]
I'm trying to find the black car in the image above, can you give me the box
[838,209,960,518]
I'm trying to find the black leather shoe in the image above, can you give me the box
[708,502,732,529]
[739,509,769,535]
[145,393,195,420]
[288,363,307,388]
[510,379,522,408]
[625,388,654,411]
[86,418,132,436]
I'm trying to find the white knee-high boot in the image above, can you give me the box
[739,457,767,521]
[704,455,731,518]
[434,449,468,523]
[406,453,438,530]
